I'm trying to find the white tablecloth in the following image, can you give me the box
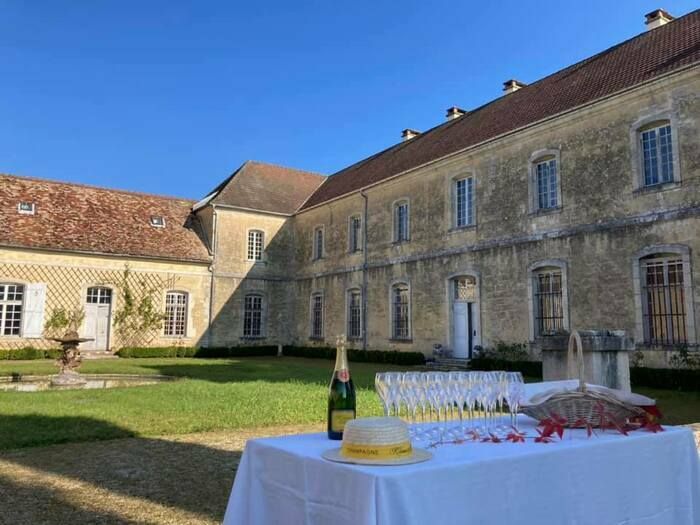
[224,416,700,525]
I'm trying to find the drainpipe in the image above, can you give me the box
[360,190,369,351]
[206,205,219,348]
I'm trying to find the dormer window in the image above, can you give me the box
[17,202,35,215]
[150,216,166,228]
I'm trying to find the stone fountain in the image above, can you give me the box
[49,330,93,388]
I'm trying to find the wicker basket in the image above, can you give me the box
[521,331,645,428]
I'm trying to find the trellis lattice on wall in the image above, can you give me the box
[0,262,178,350]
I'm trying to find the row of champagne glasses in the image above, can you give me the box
[375,371,525,441]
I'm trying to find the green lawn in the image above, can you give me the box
[0,357,697,451]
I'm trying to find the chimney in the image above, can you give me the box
[645,9,674,30]
[445,106,467,121]
[401,128,421,141]
[503,79,527,94]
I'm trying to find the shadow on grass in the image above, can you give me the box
[0,415,241,523]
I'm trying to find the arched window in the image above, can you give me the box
[243,294,264,338]
[391,283,411,340]
[639,253,687,344]
[393,200,410,242]
[164,291,188,337]
[453,276,477,302]
[310,292,324,339]
[528,260,569,339]
[528,150,561,213]
[346,288,362,340]
[0,283,24,336]
[639,121,674,187]
[247,230,264,261]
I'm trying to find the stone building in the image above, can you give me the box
[1,9,698,367]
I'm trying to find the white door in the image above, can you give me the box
[453,302,469,358]
[82,287,112,351]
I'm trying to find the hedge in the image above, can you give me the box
[469,358,543,378]
[0,348,62,360]
[282,346,426,366]
[117,346,278,358]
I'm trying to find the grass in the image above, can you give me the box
[0,357,697,450]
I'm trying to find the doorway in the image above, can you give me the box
[451,276,478,359]
[83,287,112,351]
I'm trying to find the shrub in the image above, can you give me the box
[282,346,425,366]
[0,348,62,360]
[631,366,700,392]
[477,341,530,362]
[469,357,543,378]
[116,346,278,358]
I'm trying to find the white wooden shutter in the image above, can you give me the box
[22,283,47,338]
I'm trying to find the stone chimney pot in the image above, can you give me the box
[401,128,421,141]
[645,9,674,30]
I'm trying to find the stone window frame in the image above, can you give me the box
[392,198,411,243]
[245,228,265,263]
[242,291,267,340]
[347,214,362,254]
[312,225,325,261]
[345,286,363,341]
[527,259,570,341]
[629,112,682,193]
[389,279,412,342]
[448,170,477,230]
[163,290,189,338]
[309,290,325,340]
[0,281,26,337]
[632,244,696,347]
[527,149,563,215]
[444,270,482,352]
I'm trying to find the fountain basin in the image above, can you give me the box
[0,374,179,392]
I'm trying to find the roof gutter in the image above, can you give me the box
[298,61,700,213]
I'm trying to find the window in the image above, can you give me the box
[349,216,362,253]
[0,283,23,336]
[641,256,687,344]
[454,276,477,302]
[394,201,409,242]
[150,216,166,228]
[247,230,264,261]
[535,157,558,210]
[86,286,112,304]
[17,202,35,215]
[454,177,475,227]
[347,289,362,339]
[311,293,324,339]
[640,123,674,187]
[533,269,564,336]
[313,227,324,260]
[243,294,264,338]
[391,283,410,340]
[164,291,188,337]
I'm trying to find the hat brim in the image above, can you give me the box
[321,447,432,466]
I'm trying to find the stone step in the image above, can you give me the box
[427,358,471,371]
[81,351,119,360]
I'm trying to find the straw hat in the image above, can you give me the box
[322,417,431,466]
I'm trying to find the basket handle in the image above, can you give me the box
[566,330,586,392]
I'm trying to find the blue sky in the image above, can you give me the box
[2,1,697,199]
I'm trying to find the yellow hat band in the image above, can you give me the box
[341,441,413,460]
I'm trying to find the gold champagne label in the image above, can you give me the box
[341,441,413,459]
[330,409,355,433]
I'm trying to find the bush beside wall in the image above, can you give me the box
[117,346,278,358]
[469,358,543,378]
[282,346,426,366]
[0,348,62,360]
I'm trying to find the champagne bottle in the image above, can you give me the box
[327,336,356,440]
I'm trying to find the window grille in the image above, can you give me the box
[641,257,687,344]
[311,293,324,338]
[86,287,112,305]
[395,202,409,242]
[164,291,188,337]
[535,158,558,210]
[641,124,674,186]
[454,276,476,302]
[313,228,324,260]
[455,177,474,227]
[243,294,264,337]
[0,283,24,336]
[392,284,410,339]
[534,270,563,335]
[247,230,264,261]
[347,289,362,339]
[349,216,362,252]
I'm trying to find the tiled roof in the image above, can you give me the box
[209,161,325,214]
[302,10,700,210]
[0,174,210,263]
